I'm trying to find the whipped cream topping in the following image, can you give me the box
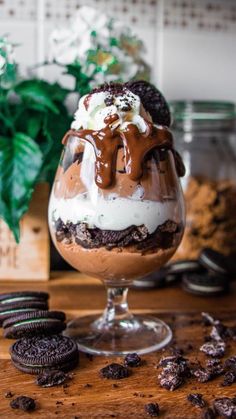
[71,90,151,133]
[49,193,180,234]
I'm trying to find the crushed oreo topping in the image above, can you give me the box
[36,370,69,388]
[100,363,130,380]
[54,218,181,251]
[10,396,36,412]
[91,82,126,97]
[144,402,160,417]
[124,353,141,368]
[187,393,206,408]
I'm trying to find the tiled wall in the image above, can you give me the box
[0,0,235,101]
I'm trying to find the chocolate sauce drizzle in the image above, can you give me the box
[62,115,185,189]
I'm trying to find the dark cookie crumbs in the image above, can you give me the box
[10,396,36,412]
[158,355,189,391]
[193,367,213,383]
[213,397,236,418]
[4,391,14,398]
[55,218,181,252]
[202,408,216,419]
[100,363,130,380]
[144,402,160,417]
[221,370,236,386]
[124,353,141,367]
[187,393,206,408]
[225,356,236,370]
[200,340,226,358]
[36,370,69,387]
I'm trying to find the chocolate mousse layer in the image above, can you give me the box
[54,218,183,252]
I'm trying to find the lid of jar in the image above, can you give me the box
[170,101,236,132]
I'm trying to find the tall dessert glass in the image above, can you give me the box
[49,82,185,355]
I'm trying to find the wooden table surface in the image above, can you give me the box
[0,272,236,419]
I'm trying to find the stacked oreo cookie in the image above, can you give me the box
[0,290,79,375]
[134,248,235,295]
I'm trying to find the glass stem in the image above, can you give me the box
[95,286,134,330]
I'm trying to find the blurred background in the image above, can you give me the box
[1,0,236,101]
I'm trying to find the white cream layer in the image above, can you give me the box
[49,194,178,234]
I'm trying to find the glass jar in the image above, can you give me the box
[170,101,236,259]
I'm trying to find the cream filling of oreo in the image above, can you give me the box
[188,283,223,292]
[12,318,61,328]
[1,296,43,304]
[0,308,36,316]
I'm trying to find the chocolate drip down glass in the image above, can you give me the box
[49,115,185,356]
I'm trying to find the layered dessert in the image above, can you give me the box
[49,81,185,281]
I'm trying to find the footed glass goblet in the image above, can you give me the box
[49,130,185,356]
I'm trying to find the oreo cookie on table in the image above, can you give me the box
[10,334,79,374]
[3,310,66,339]
[0,291,49,326]
[199,248,236,278]
[182,272,228,296]
[133,260,203,289]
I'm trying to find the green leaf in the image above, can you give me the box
[65,62,92,96]
[14,80,59,114]
[0,132,43,242]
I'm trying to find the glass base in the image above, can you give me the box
[64,314,172,356]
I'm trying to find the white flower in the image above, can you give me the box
[48,5,150,84]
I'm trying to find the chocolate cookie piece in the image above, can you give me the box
[36,370,69,387]
[10,396,36,412]
[182,273,227,296]
[3,310,66,339]
[100,363,130,379]
[144,402,160,417]
[126,80,171,127]
[213,397,236,418]
[200,340,226,358]
[187,393,206,408]
[10,335,79,374]
[124,353,141,367]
